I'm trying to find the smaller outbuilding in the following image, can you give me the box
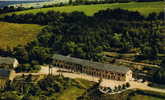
[0,56,19,69]
[0,69,16,88]
[0,56,19,88]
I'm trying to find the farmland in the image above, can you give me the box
[0,1,163,17]
[0,22,43,49]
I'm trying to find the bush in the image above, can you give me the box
[122,84,126,89]
[32,65,41,71]
[126,82,130,88]
[0,92,21,100]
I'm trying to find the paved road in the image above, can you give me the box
[16,66,165,93]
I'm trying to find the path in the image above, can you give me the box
[130,81,165,93]
[16,66,165,93]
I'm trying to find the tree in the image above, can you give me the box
[158,11,164,21]
[147,12,157,21]
[126,82,130,88]
[98,78,103,84]
[39,75,64,93]
[29,46,52,64]
[153,69,165,84]
[0,92,21,100]
[114,86,118,92]
[13,46,29,63]
[69,0,73,4]
[160,58,165,69]
[64,41,77,55]
[22,96,39,100]
[118,85,122,91]
[29,85,41,96]
[107,87,112,93]
[122,84,126,89]
[112,33,122,48]
[140,43,158,59]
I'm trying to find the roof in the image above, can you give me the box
[0,56,16,65]
[52,54,130,74]
[0,69,11,78]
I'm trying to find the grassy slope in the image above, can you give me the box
[56,79,95,100]
[130,94,165,100]
[0,22,43,49]
[0,1,163,17]
[57,87,85,100]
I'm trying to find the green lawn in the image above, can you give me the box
[57,86,85,100]
[0,1,163,17]
[56,78,95,100]
[0,22,43,49]
[130,94,165,100]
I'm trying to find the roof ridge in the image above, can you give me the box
[53,54,130,73]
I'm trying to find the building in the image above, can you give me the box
[52,54,132,81]
[0,57,18,88]
[0,69,16,88]
[0,56,19,69]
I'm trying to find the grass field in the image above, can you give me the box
[0,22,43,49]
[57,86,85,100]
[130,94,165,100]
[0,1,163,17]
[56,78,95,100]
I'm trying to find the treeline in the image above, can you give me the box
[0,6,33,14]
[3,9,164,25]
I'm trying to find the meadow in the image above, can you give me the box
[56,78,95,100]
[130,94,165,100]
[0,1,163,17]
[0,22,43,49]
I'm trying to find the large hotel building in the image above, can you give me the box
[52,54,132,81]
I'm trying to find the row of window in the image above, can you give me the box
[53,60,126,81]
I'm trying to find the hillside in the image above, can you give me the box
[0,22,43,49]
[0,1,163,17]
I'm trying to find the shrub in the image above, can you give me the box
[126,82,130,88]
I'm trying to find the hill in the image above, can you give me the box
[0,1,163,17]
[0,22,43,49]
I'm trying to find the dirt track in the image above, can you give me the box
[16,66,165,93]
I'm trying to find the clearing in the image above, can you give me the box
[0,22,43,49]
[130,94,165,100]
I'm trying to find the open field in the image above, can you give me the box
[130,94,165,100]
[0,22,43,49]
[0,1,163,17]
[56,79,94,100]
[57,86,85,100]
